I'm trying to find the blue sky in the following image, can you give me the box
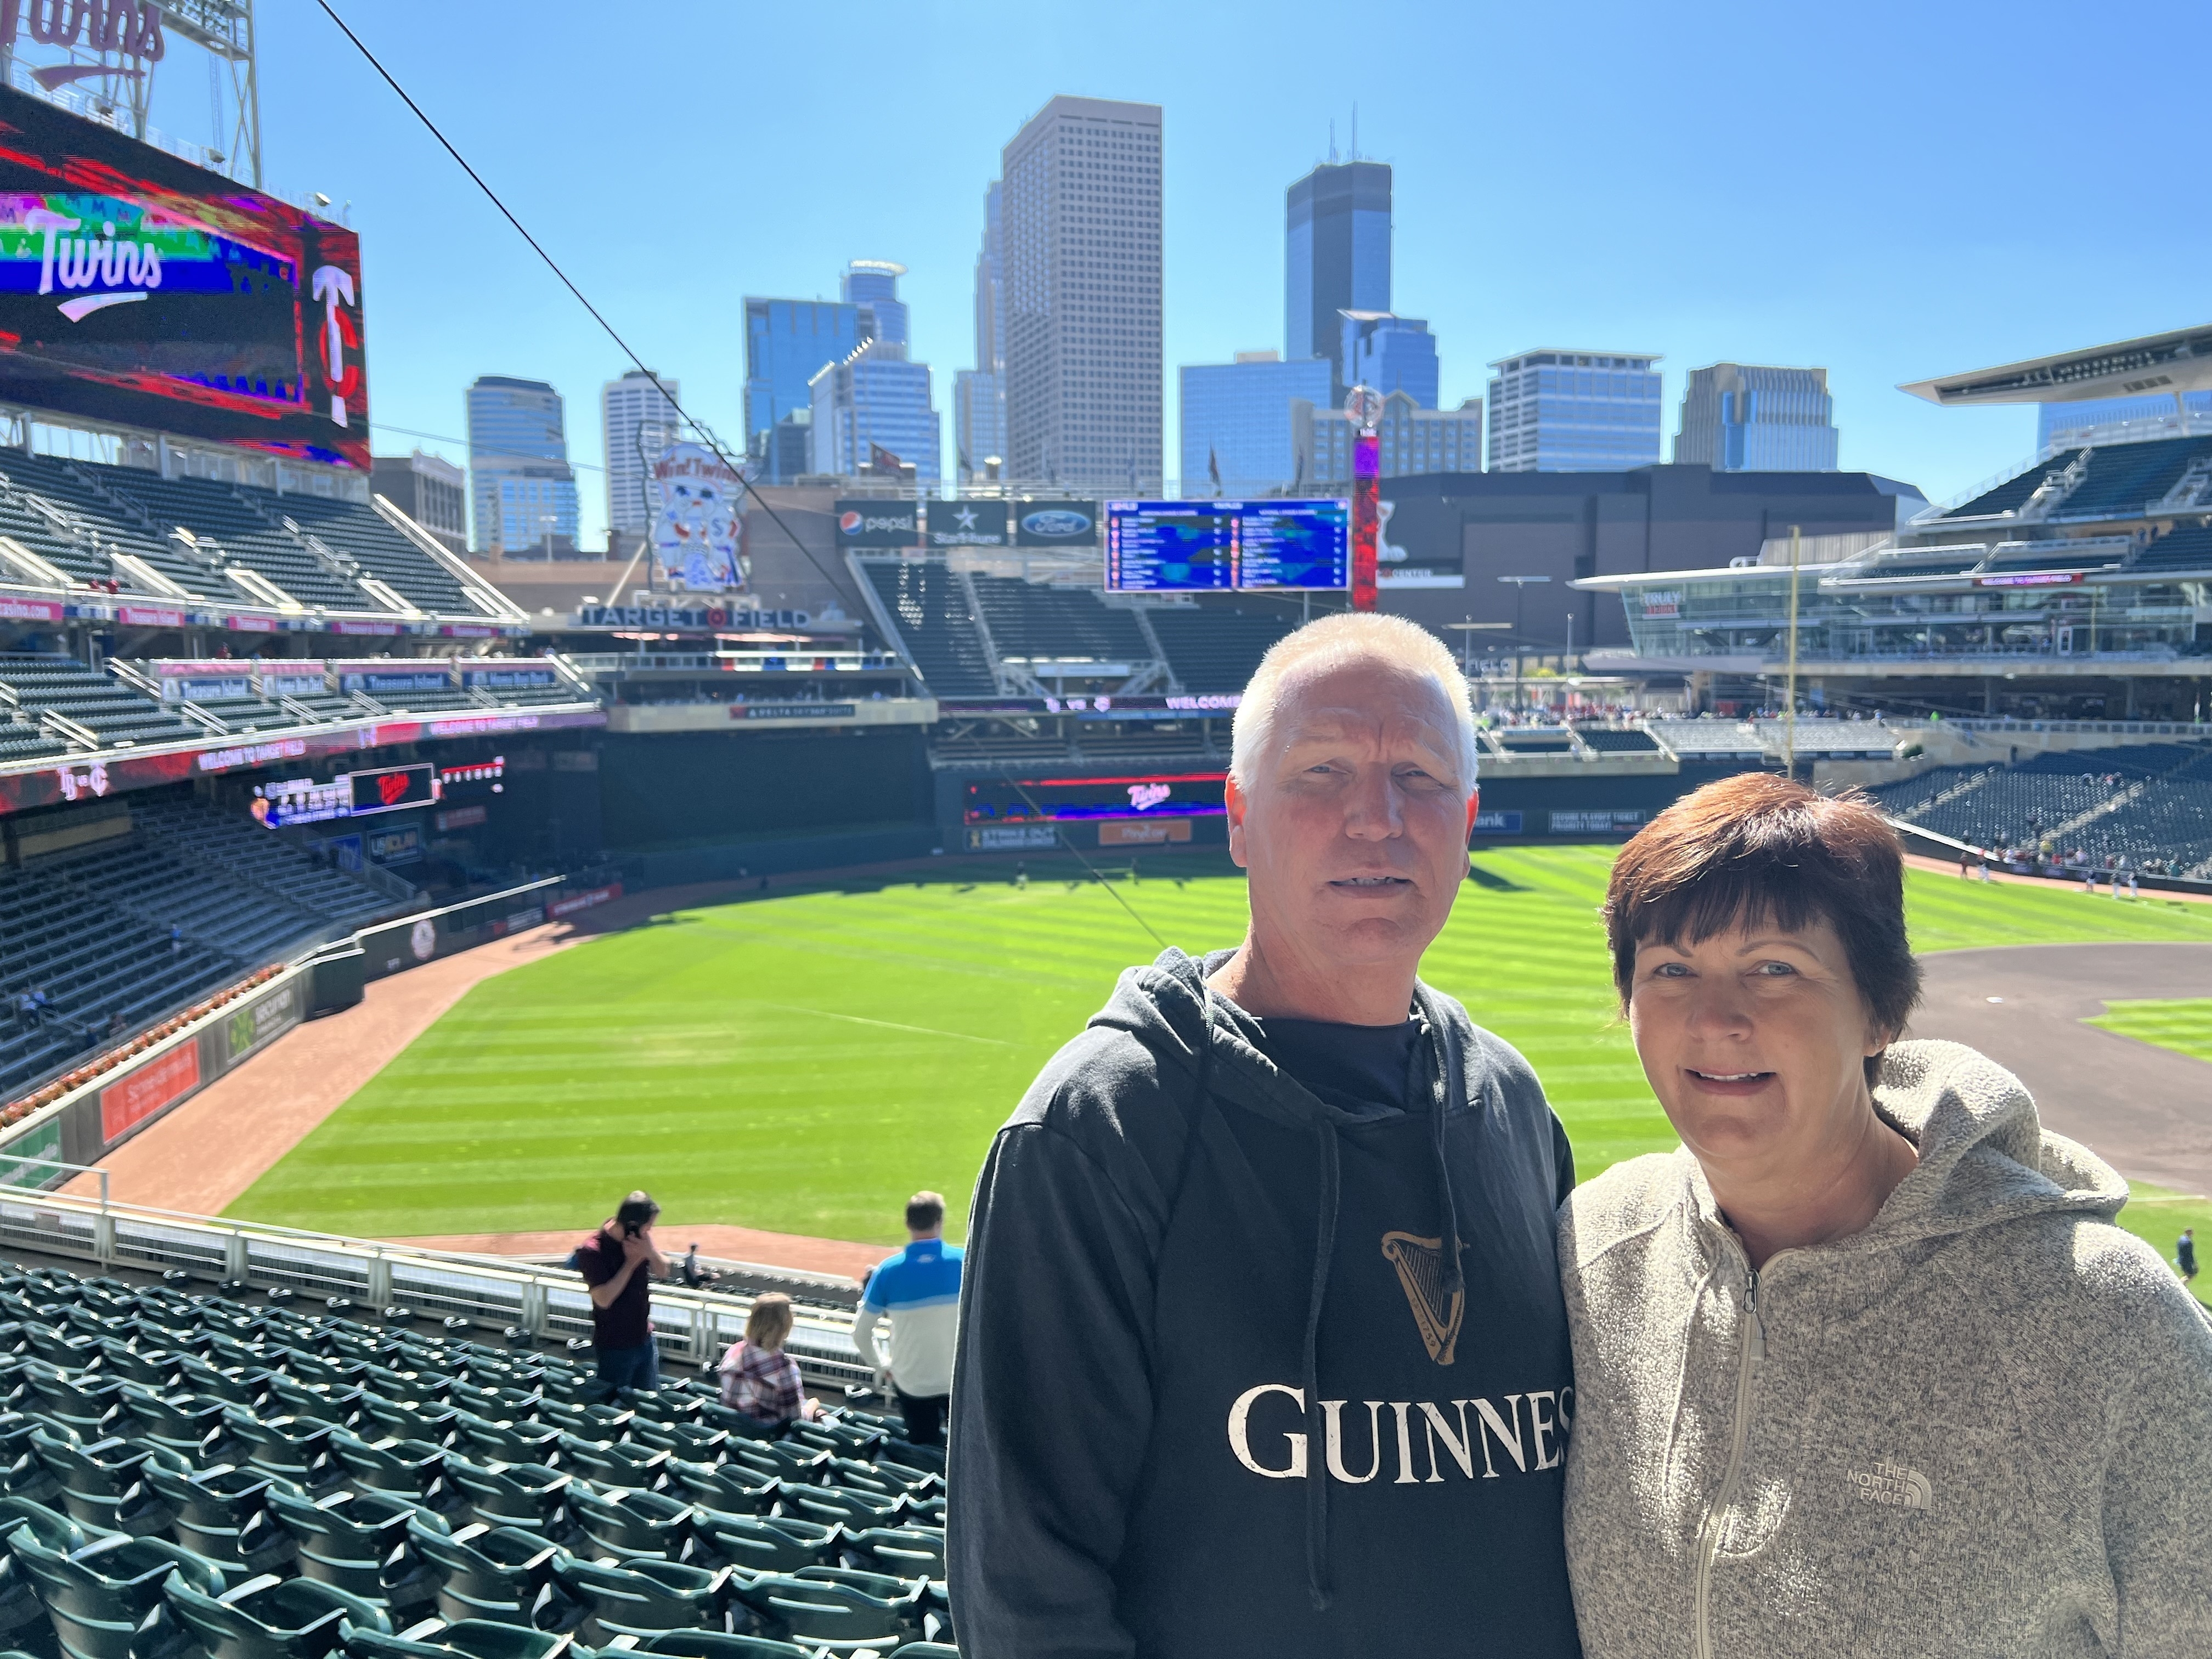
[151,0,2211,547]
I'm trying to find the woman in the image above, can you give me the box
[719,1291,822,1434]
[1560,773,2211,1657]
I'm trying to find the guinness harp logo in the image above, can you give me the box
[1381,1231,1464,1366]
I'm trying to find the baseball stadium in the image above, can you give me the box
[0,9,2193,1659]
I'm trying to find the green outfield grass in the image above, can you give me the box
[226,847,2212,1249]
[2087,997,2212,1064]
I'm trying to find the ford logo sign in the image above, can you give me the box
[1022,509,1092,538]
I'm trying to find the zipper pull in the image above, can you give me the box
[1745,1267,1767,1362]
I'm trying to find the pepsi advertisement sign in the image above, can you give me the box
[1017,500,1098,546]
[835,499,921,546]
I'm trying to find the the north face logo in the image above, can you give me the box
[1381,1231,1463,1365]
[1846,1459,1932,1509]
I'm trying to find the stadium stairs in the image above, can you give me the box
[0,797,398,1099]
[0,1259,957,1655]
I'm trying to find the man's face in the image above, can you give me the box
[1227,655,1472,981]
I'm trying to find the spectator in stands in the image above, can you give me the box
[852,1190,962,1448]
[1561,775,2212,1654]
[104,1010,125,1041]
[952,612,1581,1657]
[573,1190,667,1392]
[718,1291,820,1432]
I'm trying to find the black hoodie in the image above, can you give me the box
[949,948,1581,1659]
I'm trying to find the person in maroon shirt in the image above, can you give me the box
[573,1189,668,1391]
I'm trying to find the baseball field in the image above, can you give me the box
[225,847,2212,1299]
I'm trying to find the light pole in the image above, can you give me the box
[1446,619,1511,679]
[1498,574,1549,710]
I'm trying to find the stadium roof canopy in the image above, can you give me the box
[1899,325,2212,408]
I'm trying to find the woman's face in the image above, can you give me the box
[1628,911,1888,1184]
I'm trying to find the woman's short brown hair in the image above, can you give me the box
[1604,775,1921,1069]
[744,1291,795,1350]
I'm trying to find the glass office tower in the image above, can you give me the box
[1486,350,1663,472]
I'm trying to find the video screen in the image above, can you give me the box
[348,763,437,815]
[963,771,1227,825]
[1103,500,1350,591]
[0,85,368,468]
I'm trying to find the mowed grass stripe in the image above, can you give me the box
[227,850,2212,1249]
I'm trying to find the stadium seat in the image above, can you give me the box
[137,1462,294,1575]
[441,1461,572,1541]
[613,1633,814,1659]
[725,1569,922,1657]
[223,1415,343,1494]
[452,1416,562,1470]
[838,1527,944,1582]
[549,1558,726,1640]
[684,1514,838,1579]
[562,1487,691,1565]
[24,1431,181,1538]
[329,1436,464,1517]
[338,1617,577,1659]
[159,1569,393,1659]
[552,1437,666,1493]
[664,1462,780,1519]
[12,1530,227,1659]
[266,1488,443,1613]
[776,1486,905,1532]
[404,1522,566,1629]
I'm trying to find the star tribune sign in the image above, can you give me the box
[927,499,1008,548]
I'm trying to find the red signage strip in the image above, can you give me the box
[0,706,605,816]
[99,1041,199,1144]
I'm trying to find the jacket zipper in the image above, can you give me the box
[1693,1260,1764,1659]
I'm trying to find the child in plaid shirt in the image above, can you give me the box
[719,1292,821,1432]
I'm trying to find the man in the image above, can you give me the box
[950,613,1581,1658]
[573,1189,667,1392]
[853,1190,963,1449]
[2181,1227,2199,1285]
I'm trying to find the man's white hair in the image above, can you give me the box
[1229,612,1480,794]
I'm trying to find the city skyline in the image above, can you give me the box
[252,0,2212,550]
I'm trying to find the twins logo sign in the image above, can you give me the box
[652,444,744,591]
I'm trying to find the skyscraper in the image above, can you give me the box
[1486,351,1663,473]
[1294,392,1483,489]
[465,376,580,556]
[809,264,940,483]
[1286,160,1391,370]
[601,369,682,540]
[744,299,864,479]
[843,260,909,346]
[956,182,1007,480]
[1179,352,1332,495]
[1339,312,1438,408]
[1674,364,1839,472]
[1001,95,1163,492]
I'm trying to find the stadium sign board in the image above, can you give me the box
[577,605,810,630]
[834,500,922,546]
[651,443,744,590]
[0,84,369,469]
[927,499,1007,548]
[1015,501,1098,547]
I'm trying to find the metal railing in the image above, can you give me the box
[0,1150,870,1390]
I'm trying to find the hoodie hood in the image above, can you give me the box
[1091,946,1444,1132]
[1677,1037,2126,1256]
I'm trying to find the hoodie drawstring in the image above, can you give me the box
[1301,1119,1342,1612]
[1417,1012,1466,1316]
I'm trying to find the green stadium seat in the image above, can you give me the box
[13,1530,227,1659]
[685,1513,837,1578]
[563,1486,691,1565]
[338,1616,577,1659]
[222,1414,343,1493]
[114,1384,232,1463]
[17,1371,119,1442]
[90,1341,179,1390]
[537,1403,631,1444]
[451,1415,562,1469]
[620,1632,814,1659]
[838,1527,944,1581]
[26,1431,182,1538]
[776,1486,904,1532]
[552,1436,666,1492]
[160,1569,393,1659]
[404,1521,566,1629]
[625,1422,727,1464]
[138,1461,295,1575]
[267,1487,444,1615]
[726,1569,922,1657]
[441,1460,572,1539]
[550,1558,726,1640]
[329,1435,464,1516]
[665,1460,780,1517]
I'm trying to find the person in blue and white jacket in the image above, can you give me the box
[852,1189,963,1448]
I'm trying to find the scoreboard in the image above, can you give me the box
[1103,500,1351,592]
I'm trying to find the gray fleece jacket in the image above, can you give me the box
[1559,1039,2212,1658]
